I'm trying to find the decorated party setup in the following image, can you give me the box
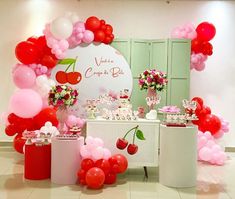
[2,12,230,190]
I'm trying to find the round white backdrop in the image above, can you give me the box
[51,43,133,108]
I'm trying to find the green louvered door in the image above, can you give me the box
[167,39,191,108]
[111,38,191,111]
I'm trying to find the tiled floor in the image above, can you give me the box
[0,148,235,199]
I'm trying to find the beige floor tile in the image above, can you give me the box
[1,150,235,199]
[80,189,130,199]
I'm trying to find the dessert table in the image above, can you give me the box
[86,118,160,168]
[159,124,197,187]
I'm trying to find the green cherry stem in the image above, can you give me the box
[132,128,137,144]
[65,63,72,72]
[123,125,139,139]
[73,56,78,72]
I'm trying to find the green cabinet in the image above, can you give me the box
[111,38,191,110]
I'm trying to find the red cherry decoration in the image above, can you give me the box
[55,71,67,84]
[127,144,138,155]
[67,72,82,85]
[116,138,128,150]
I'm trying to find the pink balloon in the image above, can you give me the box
[94,138,104,147]
[194,62,205,71]
[80,145,91,159]
[103,148,111,160]
[76,118,85,128]
[10,89,43,118]
[66,115,77,127]
[13,66,36,88]
[199,147,212,161]
[82,30,94,43]
[204,131,212,140]
[91,147,104,160]
[198,136,207,149]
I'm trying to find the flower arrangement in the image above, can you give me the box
[48,85,78,107]
[138,69,168,91]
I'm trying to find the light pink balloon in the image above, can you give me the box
[211,145,221,153]
[91,147,104,160]
[13,66,36,88]
[198,136,207,149]
[103,148,111,160]
[204,131,212,140]
[10,89,43,118]
[206,140,215,148]
[76,118,85,128]
[199,147,212,161]
[94,138,104,147]
[82,30,94,43]
[80,145,91,159]
[66,115,77,127]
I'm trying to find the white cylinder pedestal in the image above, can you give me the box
[51,137,84,185]
[159,125,197,188]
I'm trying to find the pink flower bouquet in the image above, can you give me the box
[138,69,168,92]
[48,85,78,107]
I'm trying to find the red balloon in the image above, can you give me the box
[40,54,58,68]
[13,134,26,154]
[199,106,211,117]
[109,154,128,174]
[201,42,213,56]
[94,30,105,42]
[81,159,95,171]
[194,102,202,116]
[196,22,216,42]
[85,167,105,189]
[105,24,113,35]
[15,41,40,64]
[104,172,117,184]
[192,97,204,107]
[198,114,221,135]
[95,159,111,175]
[100,19,106,25]
[7,113,22,124]
[5,124,18,136]
[85,16,101,31]
[109,34,114,40]
[191,39,203,53]
[27,36,38,44]
[33,108,58,129]
[77,169,87,181]
[103,36,113,44]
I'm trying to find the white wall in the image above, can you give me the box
[0,0,234,146]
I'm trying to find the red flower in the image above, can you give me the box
[64,94,70,100]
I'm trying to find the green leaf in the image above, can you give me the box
[58,58,76,65]
[136,130,145,140]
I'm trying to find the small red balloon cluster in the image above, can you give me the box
[191,97,222,136]
[5,108,58,153]
[15,36,58,68]
[77,154,127,189]
[191,22,216,56]
[116,125,145,155]
[85,16,114,44]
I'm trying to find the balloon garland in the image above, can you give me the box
[171,22,216,71]
[190,97,229,165]
[5,14,115,153]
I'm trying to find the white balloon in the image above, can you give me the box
[50,17,73,39]
[45,121,52,127]
[64,12,79,24]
